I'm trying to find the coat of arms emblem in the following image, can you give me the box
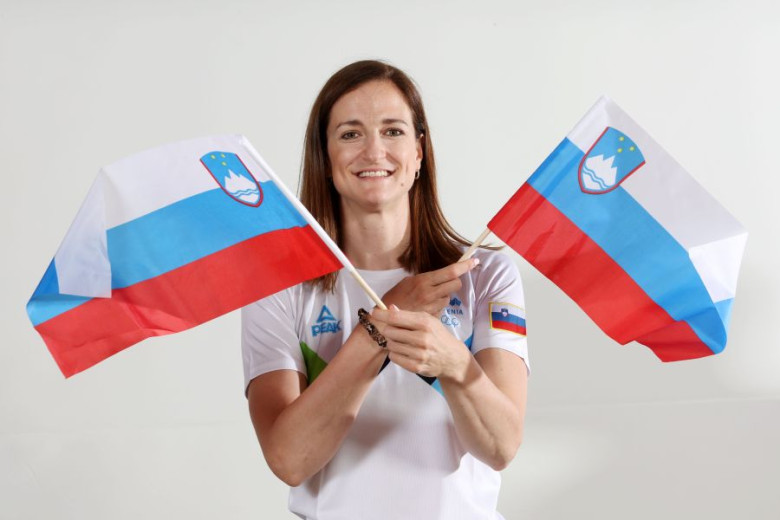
[578,127,645,194]
[200,151,263,206]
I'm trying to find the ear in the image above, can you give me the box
[416,133,424,169]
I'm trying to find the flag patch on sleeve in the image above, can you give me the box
[489,302,526,336]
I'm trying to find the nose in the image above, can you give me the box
[362,132,386,162]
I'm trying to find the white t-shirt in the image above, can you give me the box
[242,249,528,520]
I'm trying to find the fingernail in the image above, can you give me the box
[472,258,480,268]
[391,304,400,311]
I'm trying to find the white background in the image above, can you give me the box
[2,0,779,518]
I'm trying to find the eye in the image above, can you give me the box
[340,130,360,140]
[385,128,405,137]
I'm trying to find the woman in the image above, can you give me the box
[242,60,529,519]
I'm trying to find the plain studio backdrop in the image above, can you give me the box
[1,0,778,518]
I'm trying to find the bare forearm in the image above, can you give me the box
[439,356,526,470]
[372,306,527,471]
[254,328,386,486]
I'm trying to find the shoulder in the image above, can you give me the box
[241,282,316,337]
[243,279,319,315]
[241,280,325,393]
[470,248,521,284]
[462,247,525,306]
[471,248,517,269]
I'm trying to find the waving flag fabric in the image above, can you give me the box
[27,135,345,377]
[489,97,747,361]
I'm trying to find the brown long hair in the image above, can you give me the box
[300,60,472,290]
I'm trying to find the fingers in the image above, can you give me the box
[386,340,424,362]
[383,330,430,373]
[380,257,477,316]
[383,322,445,378]
[425,296,450,316]
[387,350,424,375]
[426,257,480,286]
[382,324,426,347]
[372,306,430,331]
[430,278,462,300]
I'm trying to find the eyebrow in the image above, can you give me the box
[335,118,410,129]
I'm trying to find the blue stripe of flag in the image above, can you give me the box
[26,261,93,327]
[491,312,526,328]
[27,181,306,326]
[107,181,305,288]
[526,138,725,352]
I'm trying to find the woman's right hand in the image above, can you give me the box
[382,257,479,315]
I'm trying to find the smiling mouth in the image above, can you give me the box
[357,170,392,178]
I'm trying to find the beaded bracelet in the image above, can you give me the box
[357,308,387,348]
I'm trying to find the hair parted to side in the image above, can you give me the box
[300,59,473,291]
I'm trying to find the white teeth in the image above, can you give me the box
[358,170,390,178]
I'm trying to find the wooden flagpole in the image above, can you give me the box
[459,228,491,261]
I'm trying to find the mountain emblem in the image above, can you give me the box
[200,151,263,207]
[578,127,645,195]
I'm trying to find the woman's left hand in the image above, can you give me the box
[371,305,471,382]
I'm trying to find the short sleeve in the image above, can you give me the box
[241,287,306,395]
[470,250,530,372]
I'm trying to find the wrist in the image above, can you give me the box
[439,349,476,386]
[343,325,388,363]
[357,308,387,349]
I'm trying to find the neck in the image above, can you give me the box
[341,200,411,270]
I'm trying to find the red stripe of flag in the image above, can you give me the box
[492,320,527,335]
[488,183,713,361]
[36,225,341,377]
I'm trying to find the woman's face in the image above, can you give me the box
[326,80,423,213]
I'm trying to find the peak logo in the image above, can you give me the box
[312,305,342,337]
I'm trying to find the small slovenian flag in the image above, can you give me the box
[27,135,350,377]
[487,97,747,361]
[489,302,527,336]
